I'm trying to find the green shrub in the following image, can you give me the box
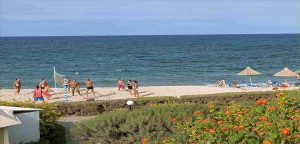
[56,91,280,117]
[71,104,206,144]
[180,91,277,106]
[164,90,300,143]
[56,96,178,116]
[0,100,65,144]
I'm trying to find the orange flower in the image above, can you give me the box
[259,132,265,136]
[263,140,271,144]
[217,120,224,125]
[286,136,291,140]
[194,111,201,115]
[294,123,299,127]
[233,125,244,130]
[281,128,291,135]
[235,117,240,121]
[237,111,243,115]
[234,125,239,131]
[161,136,167,140]
[268,106,276,111]
[279,100,285,105]
[190,133,196,137]
[276,93,282,97]
[141,138,149,143]
[224,106,231,109]
[209,129,216,133]
[265,123,273,126]
[222,127,230,131]
[183,117,189,121]
[208,105,215,109]
[294,134,300,139]
[238,125,244,130]
[256,99,266,105]
[261,117,268,121]
[199,119,206,123]
[171,118,177,122]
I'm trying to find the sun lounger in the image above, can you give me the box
[216,80,229,88]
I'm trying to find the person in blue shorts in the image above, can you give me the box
[33,85,44,104]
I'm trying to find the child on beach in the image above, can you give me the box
[13,78,21,95]
[33,85,44,104]
[117,78,125,91]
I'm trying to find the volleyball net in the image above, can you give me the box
[53,67,68,102]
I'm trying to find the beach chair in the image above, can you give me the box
[216,80,229,88]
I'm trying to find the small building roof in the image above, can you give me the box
[0,106,42,113]
[0,110,21,128]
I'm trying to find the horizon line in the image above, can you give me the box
[1,33,299,38]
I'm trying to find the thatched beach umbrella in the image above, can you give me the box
[294,69,300,75]
[273,67,299,83]
[237,67,261,85]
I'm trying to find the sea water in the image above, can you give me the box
[0,34,299,88]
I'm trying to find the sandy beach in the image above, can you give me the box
[0,86,298,103]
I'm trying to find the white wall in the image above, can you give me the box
[8,111,40,144]
[0,128,9,144]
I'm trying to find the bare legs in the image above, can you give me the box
[134,89,139,97]
[86,89,95,99]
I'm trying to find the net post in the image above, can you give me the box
[54,67,57,88]
[64,75,67,103]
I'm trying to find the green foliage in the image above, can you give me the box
[165,90,300,143]
[71,104,206,144]
[56,96,178,116]
[180,91,277,106]
[0,100,65,144]
[56,91,281,116]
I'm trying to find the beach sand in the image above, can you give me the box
[0,86,298,103]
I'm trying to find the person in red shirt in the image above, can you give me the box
[33,85,44,104]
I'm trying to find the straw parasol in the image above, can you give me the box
[294,69,300,75]
[273,67,299,83]
[237,67,261,85]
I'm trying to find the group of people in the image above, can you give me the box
[13,77,140,103]
[117,79,139,97]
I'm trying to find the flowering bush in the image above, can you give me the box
[159,90,300,143]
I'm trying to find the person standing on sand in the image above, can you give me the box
[43,83,53,100]
[127,80,133,95]
[71,79,81,96]
[61,76,71,92]
[33,85,44,104]
[133,80,139,97]
[117,78,125,91]
[13,78,21,95]
[39,79,47,90]
[85,78,95,99]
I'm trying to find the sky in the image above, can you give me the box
[0,0,299,36]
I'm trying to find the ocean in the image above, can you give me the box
[0,34,299,89]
